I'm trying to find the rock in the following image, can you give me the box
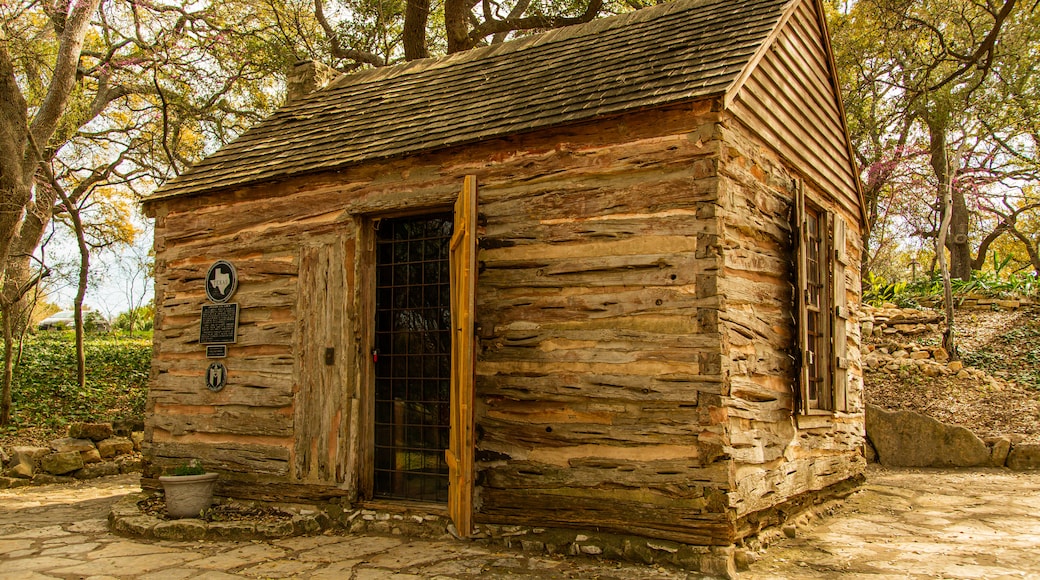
[861,321,874,337]
[865,404,990,468]
[987,437,1012,467]
[0,446,8,467]
[153,519,207,541]
[0,476,32,489]
[130,431,145,452]
[4,460,33,479]
[68,422,114,441]
[922,364,943,378]
[257,520,295,538]
[118,456,142,473]
[932,347,950,362]
[782,524,797,538]
[80,448,102,464]
[864,439,878,463]
[12,445,49,465]
[111,515,156,538]
[97,437,135,458]
[41,451,85,475]
[734,549,758,571]
[33,473,76,485]
[49,437,95,454]
[75,461,121,479]
[1006,444,1040,471]
[910,351,930,360]
[948,360,964,372]
[892,350,909,359]
[206,521,256,541]
[956,369,971,379]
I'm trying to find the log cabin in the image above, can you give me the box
[141,0,866,571]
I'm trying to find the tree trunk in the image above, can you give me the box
[948,184,972,280]
[444,0,473,53]
[926,117,972,281]
[932,133,958,360]
[67,204,89,390]
[1,308,12,425]
[404,0,431,60]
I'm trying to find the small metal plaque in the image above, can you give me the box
[205,260,238,303]
[199,303,239,344]
[206,362,227,392]
[206,345,228,358]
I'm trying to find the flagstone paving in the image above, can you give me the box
[1,467,1039,579]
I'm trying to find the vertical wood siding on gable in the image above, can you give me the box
[729,0,860,219]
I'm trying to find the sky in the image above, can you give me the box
[39,216,153,320]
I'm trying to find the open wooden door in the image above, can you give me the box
[447,175,477,536]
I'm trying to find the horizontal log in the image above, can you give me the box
[477,486,735,546]
[147,440,291,476]
[151,405,293,438]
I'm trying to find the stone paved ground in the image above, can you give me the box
[1,466,1039,579]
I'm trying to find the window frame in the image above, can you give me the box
[794,181,849,415]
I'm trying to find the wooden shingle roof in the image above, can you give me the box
[148,0,792,202]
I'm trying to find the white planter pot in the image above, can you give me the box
[158,473,219,519]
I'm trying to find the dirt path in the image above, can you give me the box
[2,467,1039,578]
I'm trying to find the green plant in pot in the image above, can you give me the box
[158,459,219,519]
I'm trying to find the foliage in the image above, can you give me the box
[829,0,1040,280]
[114,304,154,334]
[863,272,910,307]
[4,334,150,432]
[170,459,207,476]
[963,319,1040,391]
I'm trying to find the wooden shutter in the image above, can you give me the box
[831,214,849,412]
[447,175,477,536]
[794,181,810,414]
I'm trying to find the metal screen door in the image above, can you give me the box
[373,214,453,502]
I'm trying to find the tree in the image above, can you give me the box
[0,0,305,424]
[830,0,1040,282]
[313,0,653,70]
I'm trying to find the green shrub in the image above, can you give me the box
[7,334,151,431]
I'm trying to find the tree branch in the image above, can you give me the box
[314,0,386,67]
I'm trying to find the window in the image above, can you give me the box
[795,181,849,414]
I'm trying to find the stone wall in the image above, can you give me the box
[0,422,143,488]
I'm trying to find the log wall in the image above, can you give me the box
[715,112,865,529]
[143,95,862,545]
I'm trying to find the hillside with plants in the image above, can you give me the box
[0,334,150,447]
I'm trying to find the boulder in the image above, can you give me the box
[41,451,85,475]
[0,446,8,466]
[68,422,114,441]
[50,437,95,454]
[1006,444,1040,471]
[865,404,990,468]
[97,437,134,458]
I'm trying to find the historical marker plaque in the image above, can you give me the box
[206,362,228,392]
[206,345,228,358]
[205,260,238,303]
[199,303,239,344]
